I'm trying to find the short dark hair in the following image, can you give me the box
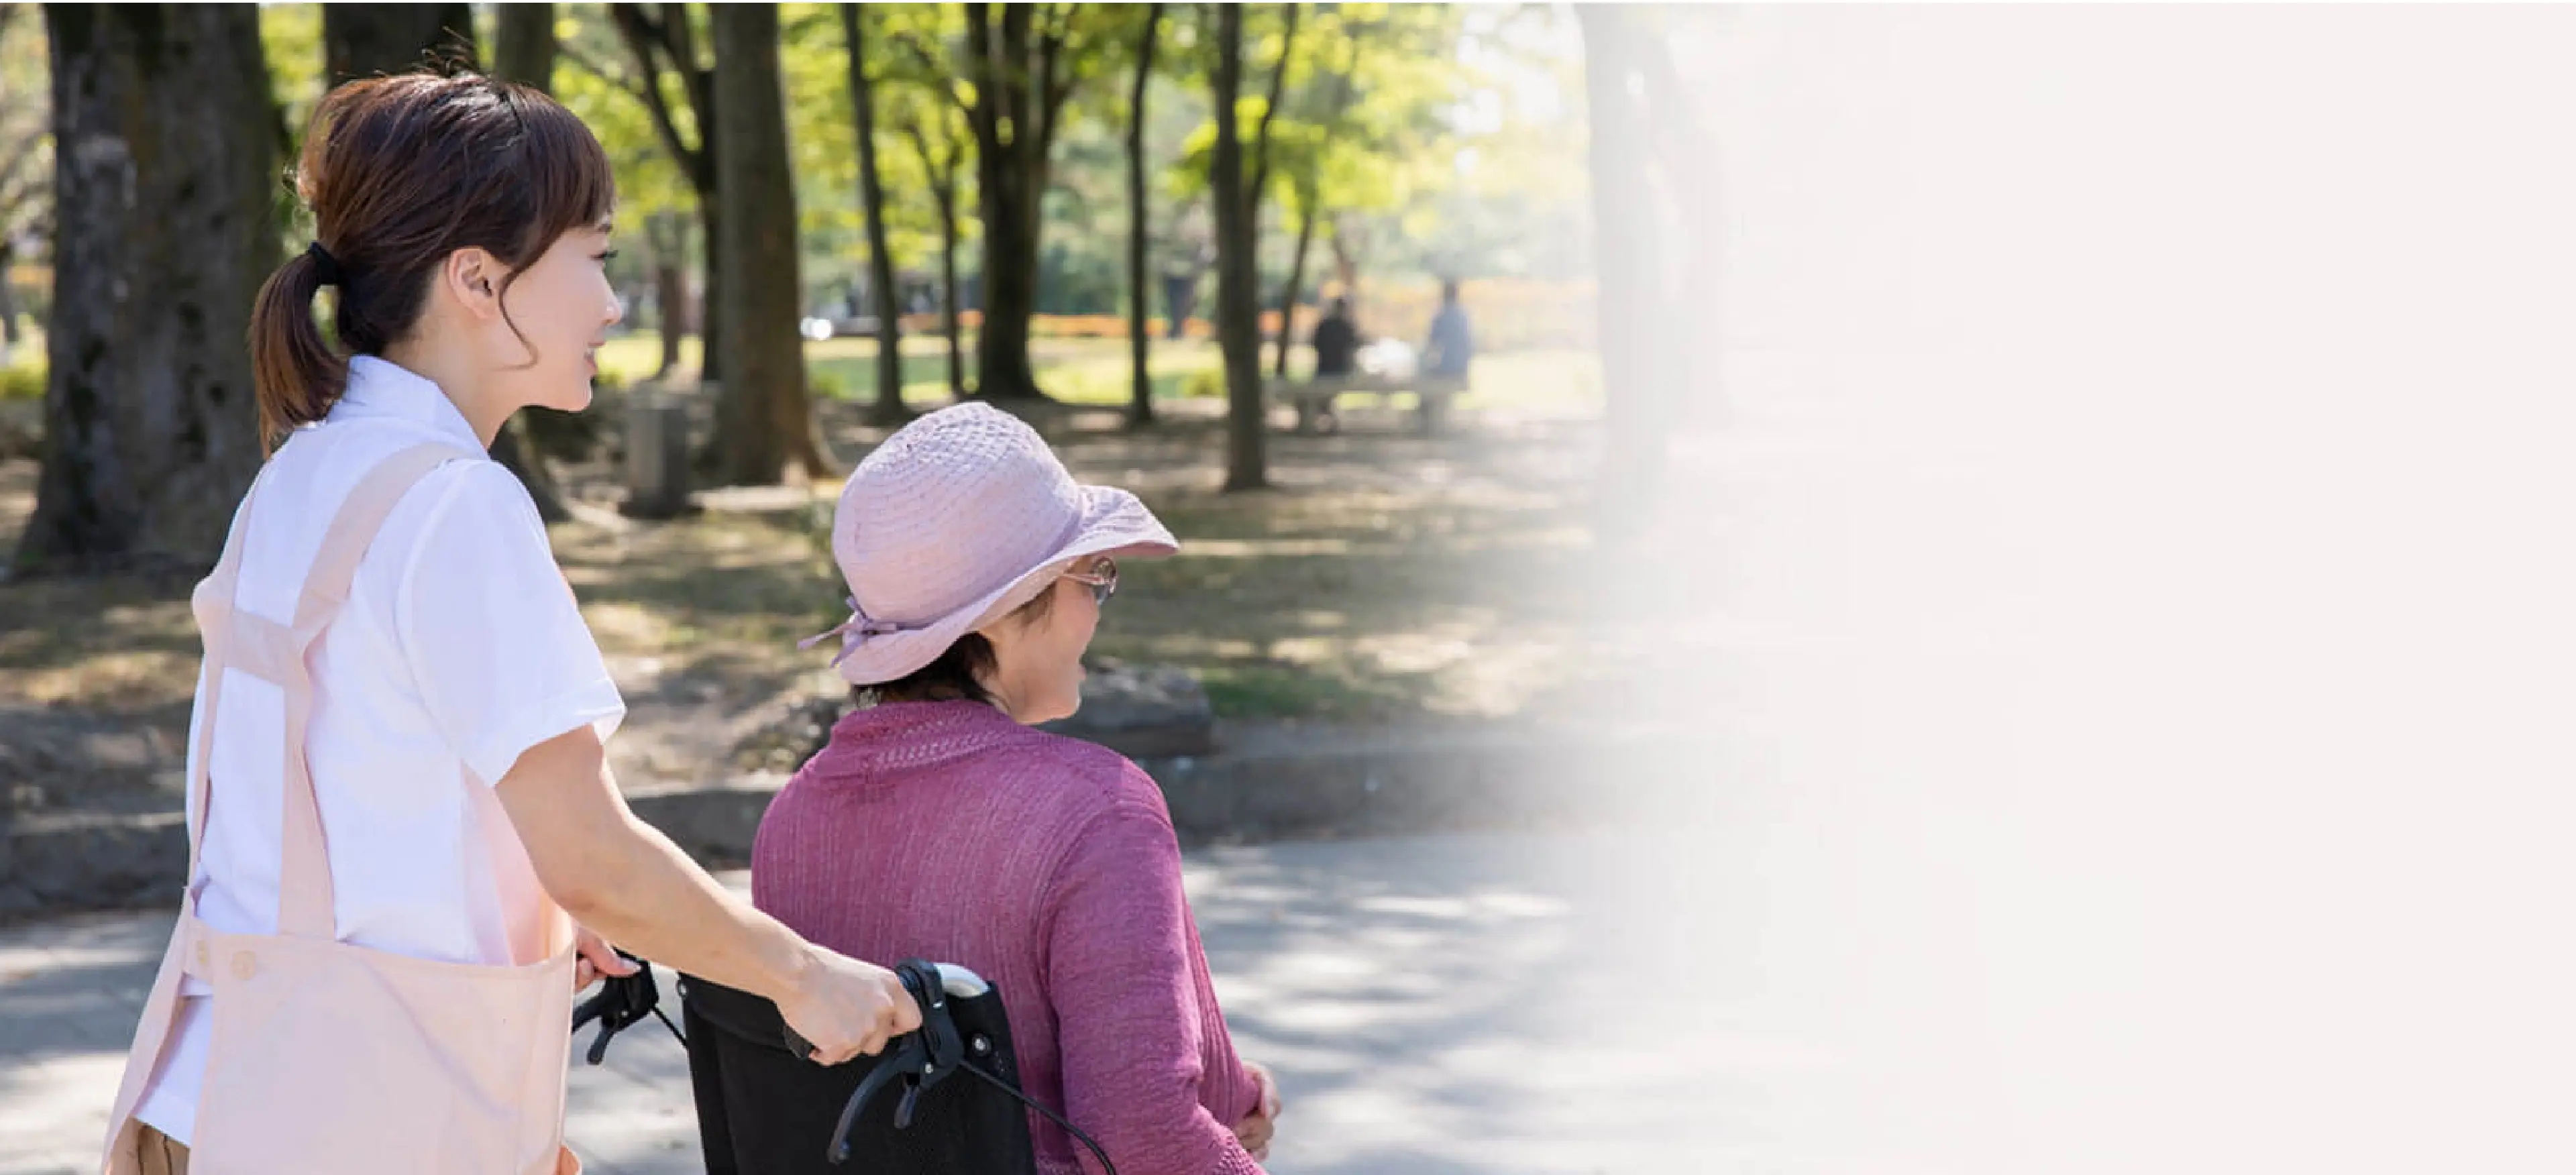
[853,580,1059,708]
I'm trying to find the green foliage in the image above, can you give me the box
[1,355,41,402]
[8,1,1591,363]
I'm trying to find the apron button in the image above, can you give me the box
[231,952,257,981]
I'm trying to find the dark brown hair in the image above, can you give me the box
[250,72,615,446]
[857,585,1059,709]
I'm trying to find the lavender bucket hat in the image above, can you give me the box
[800,402,1177,685]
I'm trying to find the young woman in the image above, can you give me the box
[100,74,916,1175]
[757,403,1285,1174]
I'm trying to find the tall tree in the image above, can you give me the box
[1208,4,1302,493]
[324,3,574,522]
[1271,35,1360,379]
[839,4,909,427]
[1125,3,1165,426]
[322,3,473,81]
[1580,7,1675,535]
[644,209,689,378]
[898,105,970,402]
[705,3,833,485]
[881,8,977,402]
[953,3,1090,402]
[1208,5,1265,491]
[19,5,273,568]
[602,3,723,386]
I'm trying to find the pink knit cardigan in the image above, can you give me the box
[753,700,1264,1175]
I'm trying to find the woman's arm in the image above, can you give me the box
[1043,790,1264,1175]
[495,726,920,1063]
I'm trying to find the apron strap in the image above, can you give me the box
[182,474,270,888]
[270,442,479,940]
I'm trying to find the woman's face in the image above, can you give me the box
[979,558,1112,726]
[488,225,622,414]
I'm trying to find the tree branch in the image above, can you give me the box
[662,2,711,124]
[1039,4,1078,113]
[558,40,649,106]
[1247,3,1303,210]
[892,33,973,116]
[608,3,709,192]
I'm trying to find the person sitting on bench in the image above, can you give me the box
[765,403,1284,1175]
[1309,296,1362,380]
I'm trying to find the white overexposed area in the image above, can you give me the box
[1617,6,2576,1172]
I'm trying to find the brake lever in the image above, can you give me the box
[819,960,962,1165]
[571,948,664,1066]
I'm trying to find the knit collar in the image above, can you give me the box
[808,698,1027,783]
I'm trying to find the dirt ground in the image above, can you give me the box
[0,351,1614,813]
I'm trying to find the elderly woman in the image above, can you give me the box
[755,404,1281,1174]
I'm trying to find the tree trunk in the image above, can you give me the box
[904,121,967,402]
[963,3,1059,403]
[323,3,475,80]
[655,266,686,378]
[493,3,557,91]
[1125,4,1164,427]
[21,5,273,569]
[1328,221,1359,297]
[1580,7,1668,535]
[841,5,909,427]
[706,3,831,486]
[698,194,723,386]
[606,5,721,388]
[1273,194,1318,379]
[972,163,1043,401]
[938,186,966,401]
[1210,5,1266,492]
[0,238,17,351]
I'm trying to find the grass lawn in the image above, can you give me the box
[2,333,1611,797]
[595,331,1602,417]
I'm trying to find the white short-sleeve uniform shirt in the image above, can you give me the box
[133,356,626,1143]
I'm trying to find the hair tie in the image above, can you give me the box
[305,241,343,286]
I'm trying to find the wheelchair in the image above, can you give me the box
[574,953,1114,1175]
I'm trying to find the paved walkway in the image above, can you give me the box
[0,830,1778,1175]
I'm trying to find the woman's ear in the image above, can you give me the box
[442,247,504,323]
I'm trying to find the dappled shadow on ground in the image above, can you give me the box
[0,377,1619,812]
[1186,830,1815,1174]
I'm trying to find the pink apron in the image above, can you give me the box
[99,443,583,1174]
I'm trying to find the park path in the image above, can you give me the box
[0,828,1850,1175]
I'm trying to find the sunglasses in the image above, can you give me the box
[1060,557,1119,606]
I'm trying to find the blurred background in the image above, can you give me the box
[0,5,1719,1173]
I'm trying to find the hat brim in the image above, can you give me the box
[832,484,1177,686]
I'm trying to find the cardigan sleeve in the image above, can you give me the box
[1040,784,1265,1175]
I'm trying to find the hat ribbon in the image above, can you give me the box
[798,597,906,667]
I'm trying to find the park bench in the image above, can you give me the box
[1265,370,1468,436]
